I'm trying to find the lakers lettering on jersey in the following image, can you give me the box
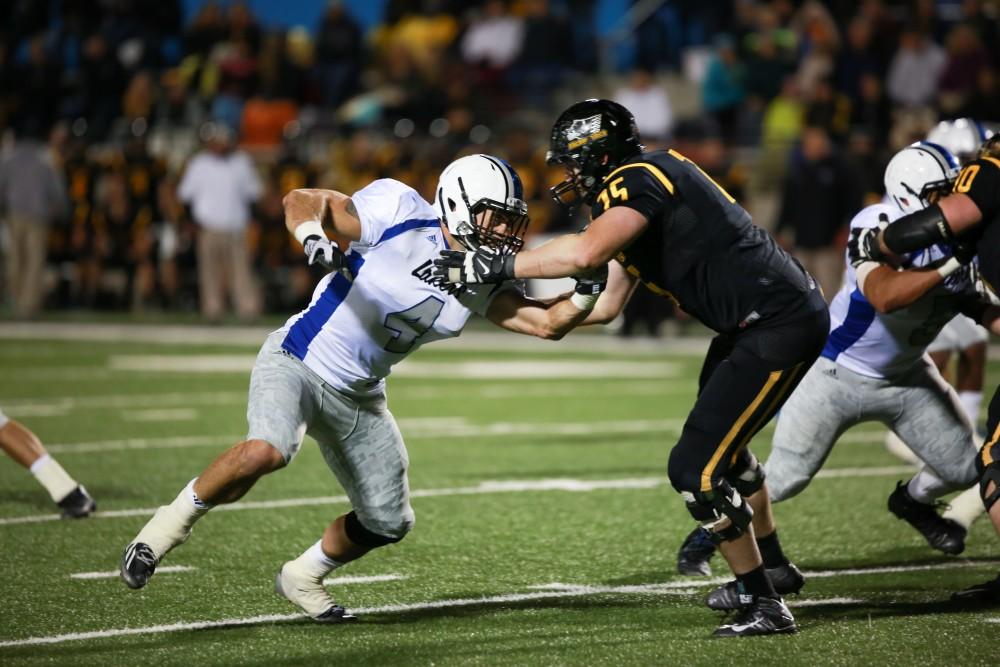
[280,179,514,397]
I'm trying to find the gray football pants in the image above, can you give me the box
[766,355,980,502]
[246,332,414,540]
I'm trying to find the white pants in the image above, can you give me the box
[926,314,988,353]
[766,355,980,502]
[246,333,413,539]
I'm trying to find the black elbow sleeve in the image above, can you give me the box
[882,204,952,254]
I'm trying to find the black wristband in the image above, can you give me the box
[882,204,953,254]
[502,253,517,280]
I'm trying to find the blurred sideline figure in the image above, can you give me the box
[178,122,263,321]
[120,155,625,622]
[0,408,95,518]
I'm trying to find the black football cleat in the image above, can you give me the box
[677,527,717,576]
[887,481,966,555]
[57,485,96,519]
[706,562,805,611]
[120,542,158,589]
[713,596,797,637]
[951,573,1000,603]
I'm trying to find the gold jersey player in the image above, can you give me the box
[857,134,1000,601]
[435,99,829,636]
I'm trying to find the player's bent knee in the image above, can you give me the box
[236,439,287,476]
[344,509,414,548]
[666,448,700,494]
[681,479,753,544]
[980,462,1000,511]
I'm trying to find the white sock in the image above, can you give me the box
[907,468,951,504]
[133,478,212,559]
[942,486,985,529]
[958,391,983,427]
[289,540,343,581]
[29,455,78,503]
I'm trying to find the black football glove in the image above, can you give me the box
[847,215,889,268]
[433,246,516,284]
[951,235,978,265]
[303,235,348,272]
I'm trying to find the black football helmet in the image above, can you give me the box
[546,99,644,211]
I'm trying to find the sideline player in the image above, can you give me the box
[858,134,1000,601]
[680,143,994,608]
[435,100,829,636]
[119,155,628,621]
[0,408,95,517]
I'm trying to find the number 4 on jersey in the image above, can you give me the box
[383,297,445,353]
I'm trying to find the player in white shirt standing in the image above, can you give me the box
[679,143,1000,606]
[119,155,625,621]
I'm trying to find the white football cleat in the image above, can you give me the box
[275,561,358,623]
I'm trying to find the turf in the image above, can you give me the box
[0,333,997,666]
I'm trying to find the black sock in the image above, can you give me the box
[736,564,777,600]
[757,530,789,569]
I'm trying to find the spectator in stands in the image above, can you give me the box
[461,0,523,72]
[178,122,262,321]
[938,23,990,115]
[508,0,573,107]
[613,68,673,144]
[315,2,364,109]
[834,16,881,104]
[850,71,891,142]
[0,124,68,318]
[701,34,745,143]
[886,26,946,108]
[959,67,1000,120]
[776,123,861,300]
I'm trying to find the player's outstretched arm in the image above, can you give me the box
[484,262,635,339]
[514,206,647,280]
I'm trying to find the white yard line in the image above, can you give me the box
[4,561,998,649]
[0,465,916,527]
[322,574,408,586]
[123,409,199,422]
[70,565,194,580]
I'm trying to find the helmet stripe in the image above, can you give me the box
[913,142,958,177]
[480,155,510,201]
[495,157,524,200]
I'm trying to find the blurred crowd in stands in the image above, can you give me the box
[0,0,998,328]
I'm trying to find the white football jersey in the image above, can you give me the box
[279,179,512,397]
[822,203,977,379]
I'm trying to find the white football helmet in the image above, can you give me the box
[436,154,529,253]
[926,118,992,164]
[884,141,960,214]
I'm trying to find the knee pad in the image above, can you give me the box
[727,452,766,496]
[681,479,753,544]
[344,510,410,548]
[981,462,1000,512]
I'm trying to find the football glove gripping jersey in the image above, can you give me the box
[848,217,889,268]
[434,247,516,284]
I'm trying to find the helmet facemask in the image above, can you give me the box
[447,175,529,254]
[545,100,643,214]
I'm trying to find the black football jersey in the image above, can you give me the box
[589,150,815,334]
[953,156,1000,293]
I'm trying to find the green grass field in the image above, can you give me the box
[0,327,997,666]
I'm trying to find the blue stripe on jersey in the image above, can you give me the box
[282,251,366,360]
[821,289,877,361]
[376,218,440,245]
